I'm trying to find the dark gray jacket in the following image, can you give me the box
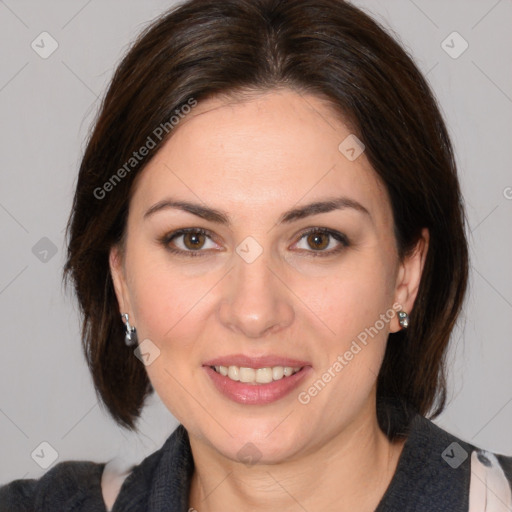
[1,414,511,511]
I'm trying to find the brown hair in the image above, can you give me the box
[64,0,468,435]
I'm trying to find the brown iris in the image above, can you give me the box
[307,232,329,250]
[183,231,206,250]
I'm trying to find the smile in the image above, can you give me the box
[204,363,311,405]
[210,365,303,384]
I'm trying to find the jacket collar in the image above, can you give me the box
[112,424,194,512]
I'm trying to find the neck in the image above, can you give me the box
[188,405,406,512]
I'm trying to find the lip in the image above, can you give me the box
[203,354,311,368]
[203,363,312,405]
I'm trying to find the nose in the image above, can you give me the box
[217,251,295,339]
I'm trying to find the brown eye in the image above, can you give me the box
[293,228,349,256]
[306,232,329,250]
[183,231,206,250]
[161,228,218,256]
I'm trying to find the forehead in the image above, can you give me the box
[130,89,393,228]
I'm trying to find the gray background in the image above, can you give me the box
[0,0,511,483]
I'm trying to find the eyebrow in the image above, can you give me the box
[143,196,371,225]
[279,197,370,223]
[144,198,229,224]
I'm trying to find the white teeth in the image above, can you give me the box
[272,366,284,380]
[256,367,273,384]
[239,367,256,383]
[214,365,302,383]
[227,366,240,381]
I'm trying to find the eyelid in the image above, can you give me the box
[159,226,349,257]
[291,227,349,255]
[159,227,221,256]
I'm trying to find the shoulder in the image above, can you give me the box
[469,449,512,509]
[378,413,512,511]
[418,415,512,482]
[0,425,189,512]
[418,415,512,487]
[0,460,105,511]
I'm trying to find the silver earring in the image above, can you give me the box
[398,310,409,329]
[121,313,137,346]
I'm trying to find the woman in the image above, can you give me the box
[1,0,510,510]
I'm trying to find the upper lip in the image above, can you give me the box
[203,354,311,368]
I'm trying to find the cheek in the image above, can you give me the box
[123,239,229,389]
[128,257,214,345]
[302,252,396,400]
[309,253,396,339]
[124,247,220,422]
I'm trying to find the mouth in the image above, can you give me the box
[202,356,311,405]
[209,364,303,384]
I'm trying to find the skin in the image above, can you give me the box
[110,88,429,511]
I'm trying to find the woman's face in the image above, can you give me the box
[110,89,426,463]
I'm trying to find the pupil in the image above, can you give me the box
[185,232,204,249]
[308,232,328,250]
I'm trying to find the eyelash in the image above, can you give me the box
[159,227,349,258]
[159,228,215,258]
[292,227,349,257]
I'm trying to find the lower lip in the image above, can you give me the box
[204,366,311,405]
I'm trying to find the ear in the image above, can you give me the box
[390,228,429,333]
[109,245,132,318]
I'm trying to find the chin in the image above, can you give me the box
[200,416,310,465]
